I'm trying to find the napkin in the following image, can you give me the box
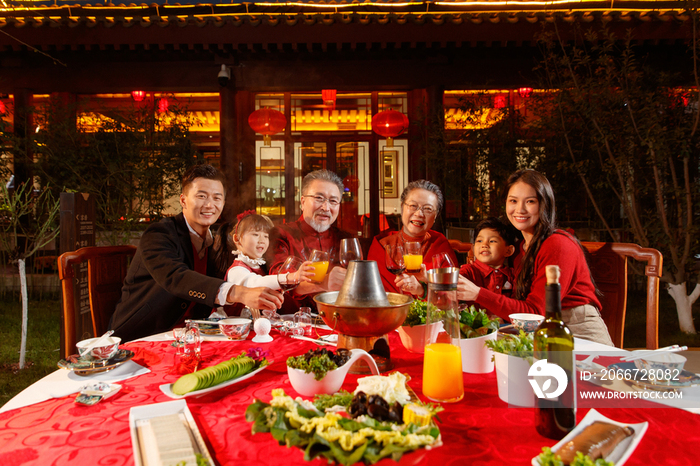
[0,360,150,413]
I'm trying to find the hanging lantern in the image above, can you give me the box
[248,107,287,146]
[518,87,533,98]
[158,97,169,113]
[131,90,146,102]
[0,101,5,114]
[494,95,507,109]
[322,89,337,108]
[371,109,409,148]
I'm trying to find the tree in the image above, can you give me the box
[0,182,60,368]
[415,91,528,225]
[534,18,700,333]
[31,95,203,244]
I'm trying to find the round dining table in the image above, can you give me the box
[1,329,698,465]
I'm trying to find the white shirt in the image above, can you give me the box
[182,215,234,305]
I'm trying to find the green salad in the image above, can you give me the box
[402,299,429,327]
[286,348,351,381]
[458,305,501,339]
[484,330,534,360]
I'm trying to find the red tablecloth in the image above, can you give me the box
[0,332,698,465]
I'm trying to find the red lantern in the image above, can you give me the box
[518,87,533,98]
[371,109,409,148]
[494,95,507,109]
[0,101,5,114]
[158,98,169,113]
[131,90,146,102]
[248,108,287,146]
[322,89,337,108]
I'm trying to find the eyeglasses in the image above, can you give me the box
[404,203,436,215]
[305,195,341,207]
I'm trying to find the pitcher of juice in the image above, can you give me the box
[422,267,464,403]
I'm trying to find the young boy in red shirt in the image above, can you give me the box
[459,217,516,301]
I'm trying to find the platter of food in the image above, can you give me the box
[245,348,443,465]
[531,409,648,466]
[58,349,135,376]
[160,351,270,399]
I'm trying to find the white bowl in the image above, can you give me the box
[76,336,121,361]
[397,322,443,354]
[508,313,544,333]
[493,352,535,407]
[219,318,251,340]
[459,331,497,374]
[633,352,686,373]
[286,349,379,396]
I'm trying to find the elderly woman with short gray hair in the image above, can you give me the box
[367,180,458,297]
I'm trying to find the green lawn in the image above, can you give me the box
[0,296,61,407]
[623,286,700,349]
[0,287,698,405]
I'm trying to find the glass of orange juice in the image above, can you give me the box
[309,250,330,283]
[422,267,464,403]
[403,241,423,273]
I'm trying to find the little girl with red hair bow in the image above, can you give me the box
[225,211,314,294]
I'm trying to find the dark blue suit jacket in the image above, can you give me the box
[109,213,226,341]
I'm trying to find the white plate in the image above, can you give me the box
[531,409,648,466]
[159,363,270,399]
[129,400,215,466]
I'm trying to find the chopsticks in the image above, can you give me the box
[621,345,688,361]
[185,319,223,326]
[291,335,337,347]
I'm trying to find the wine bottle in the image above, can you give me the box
[534,265,576,440]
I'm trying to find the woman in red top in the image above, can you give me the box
[458,169,613,345]
[367,180,457,297]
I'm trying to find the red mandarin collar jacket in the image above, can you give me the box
[267,216,352,313]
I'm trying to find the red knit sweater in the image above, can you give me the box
[475,231,601,321]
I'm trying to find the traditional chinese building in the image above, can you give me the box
[0,0,692,237]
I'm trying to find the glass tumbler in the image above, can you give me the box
[182,321,201,360]
[294,307,313,337]
[309,249,330,283]
[172,327,187,355]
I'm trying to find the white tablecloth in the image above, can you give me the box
[0,360,150,413]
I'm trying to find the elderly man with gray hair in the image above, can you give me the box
[267,169,354,313]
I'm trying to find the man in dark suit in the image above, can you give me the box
[110,164,283,341]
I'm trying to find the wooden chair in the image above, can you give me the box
[57,245,137,358]
[448,239,474,264]
[581,242,663,350]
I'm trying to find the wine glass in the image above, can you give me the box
[309,249,330,283]
[277,256,303,293]
[432,252,456,270]
[385,243,406,277]
[339,238,363,267]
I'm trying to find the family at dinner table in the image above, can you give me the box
[109,163,613,346]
